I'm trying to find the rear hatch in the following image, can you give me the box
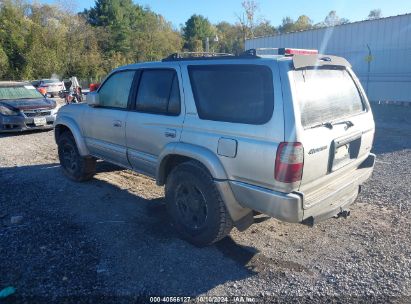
[288,62,374,206]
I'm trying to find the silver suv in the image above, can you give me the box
[54,48,376,246]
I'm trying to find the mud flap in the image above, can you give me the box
[234,211,254,232]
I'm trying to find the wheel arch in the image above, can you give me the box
[54,116,89,157]
[156,142,228,186]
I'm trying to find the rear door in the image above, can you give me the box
[125,67,184,177]
[288,66,374,196]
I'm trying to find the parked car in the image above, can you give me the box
[31,79,41,88]
[0,81,58,132]
[54,48,376,246]
[38,79,65,97]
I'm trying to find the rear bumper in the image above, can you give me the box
[228,153,376,224]
[0,114,56,133]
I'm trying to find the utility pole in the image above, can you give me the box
[205,35,218,53]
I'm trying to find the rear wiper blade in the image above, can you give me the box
[309,122,333,129]
[333,120,354,129]
[309,120,354,130]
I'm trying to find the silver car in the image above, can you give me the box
[38,79,65,98]
[54,48,376,246]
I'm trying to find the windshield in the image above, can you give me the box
[0,85,45,100]
[292,68,365,128]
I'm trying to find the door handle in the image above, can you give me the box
[113,120,122,128]
[165,129,176,138]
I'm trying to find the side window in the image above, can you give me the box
[135,69,181,115]
[188,65,274,124]
[98,71,135,109]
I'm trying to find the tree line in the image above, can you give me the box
[0,0,383,81]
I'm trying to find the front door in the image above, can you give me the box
[83,70,135,168]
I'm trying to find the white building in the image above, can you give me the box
[245,14,411,102]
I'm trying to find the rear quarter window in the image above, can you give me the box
[292,68,365,128]
[188,65,274,124]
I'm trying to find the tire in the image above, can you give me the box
[165,161,233,247]
[57,132,96,182]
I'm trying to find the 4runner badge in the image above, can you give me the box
[308,146,328,155]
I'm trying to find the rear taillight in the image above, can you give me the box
[275,142,304,183]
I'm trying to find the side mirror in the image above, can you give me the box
[86,92,100,107]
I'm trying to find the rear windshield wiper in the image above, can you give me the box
[333,120,354,129]
[308,122,333,129]
[309,120,354,130]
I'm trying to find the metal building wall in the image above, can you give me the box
[245,14,411,102]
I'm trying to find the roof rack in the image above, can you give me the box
[162,52,235,62]
[240,48,280,57]
[161,48,320,62]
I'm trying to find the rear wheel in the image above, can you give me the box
[57,132,96,181]
[165,161,233,247]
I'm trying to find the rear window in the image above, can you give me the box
[188,65,274,124]
[292,68,365,128]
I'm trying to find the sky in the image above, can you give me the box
[40,0,411,28]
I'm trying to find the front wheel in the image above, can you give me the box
[57,132,96,181]
[165,161,233,247]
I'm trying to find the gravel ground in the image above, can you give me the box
[0,103,410,303]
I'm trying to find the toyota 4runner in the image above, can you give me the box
[54,48,376,246]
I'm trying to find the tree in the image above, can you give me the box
[242,0,258,37]
[131,12,182,61]
[293,15,313,31]
[278,17,295,33]
[253,20,277,37]
[182,14,215,51]
[84,0,138,55]
[0,47,9,79]
[236,0,259,40]
[0,0,107,80]
[368,9,382,20]
[86,0,182,64]
[0,0,181,81]
[23,3,67,79]
[323,10,349,27]
[277,15,312,34]
[215,21,244,54]
[0,0,31,79]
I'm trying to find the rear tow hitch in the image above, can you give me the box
[301,208,352,227]
[334,209,351,219]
